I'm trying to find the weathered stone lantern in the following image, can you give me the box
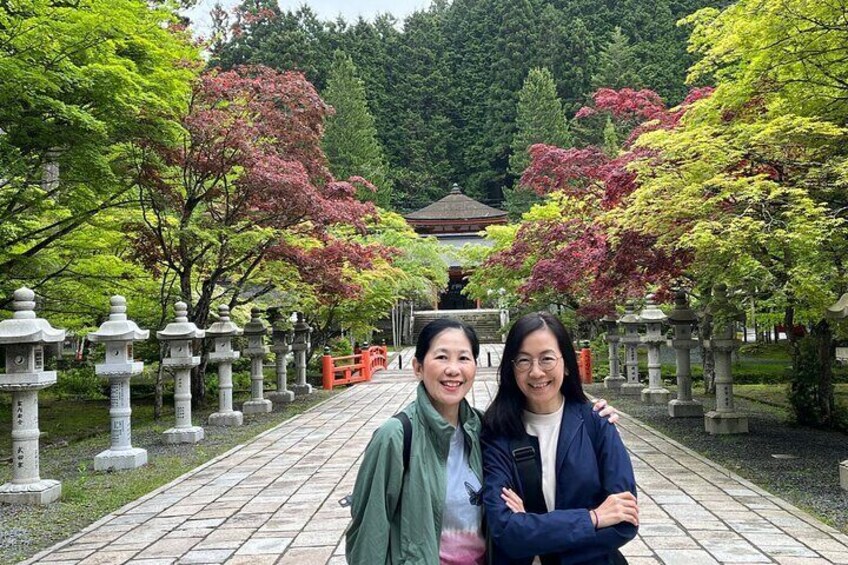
[291,312,313,396]
[87,296,149,471]
[0,287,64,504]
[826,292,848,489]
[602,314,624,390]
[206,305,243,426]
[267,308,294,406]
[666,291,703,418]
[639,295,670,404]
[157,302,205,443]
[618,301,643,396]
[242,307,272,414]
[703,284,748,434]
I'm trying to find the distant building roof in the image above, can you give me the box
[405,184,508,222]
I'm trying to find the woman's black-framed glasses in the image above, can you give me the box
[512,355,562,373]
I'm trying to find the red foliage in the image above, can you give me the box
[136,65,381,310]
[501,87,712,318]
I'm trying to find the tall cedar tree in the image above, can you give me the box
[322,51,392,206]
[135,65,376,401]
[504,67,572,218]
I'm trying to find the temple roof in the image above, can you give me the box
[405,184,508,222]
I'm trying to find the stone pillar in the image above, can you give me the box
[0,287,64,504]
[602,315,624,390]
[291,312,313,396]
[667,291,703,418]
[206,305,243,426]
[157,302,205,443]
[268,308,294,406]
[87,296,149,471]
[242,307,272,414]
[826,292,848,489]
[619,301,643,396]
[704,284,748,434]
[640,295,670,404]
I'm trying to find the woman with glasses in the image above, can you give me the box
[481,311,638,564]
[346,317,620,565]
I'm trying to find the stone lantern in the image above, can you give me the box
[0,287,64,504]
[267,308,294,405]
[826,292,848,489]
[666,291,703,418]
[242,307,272,414]
[703,284,748,434]
[206,305,243,426]
[291,312,313,396]
[639,295,670,404]
[602,314,624,390]
[87,296,149,471]
[618,301,643,396]
[156,302,205,443]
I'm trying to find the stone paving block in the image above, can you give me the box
[125,559,175,565]
[277,546,334,564]
[233,537,292,555]
[223,512,274,529]
[654,549,720,565]
[78,551,140,565]
[176,549,235,564]
[159,504,205,518]
[700,538,770,563]
[642,535,700,550]
[49,549,96,561]
[291,529,344,547]
[621,539,654,556]
[626,559,662,565]
[134,537,201,559]
[223,556,278,565]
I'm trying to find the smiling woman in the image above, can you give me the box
[346,318,486,565]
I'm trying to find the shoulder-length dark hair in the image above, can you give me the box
[414,318,480,364]
[483,311,587,438]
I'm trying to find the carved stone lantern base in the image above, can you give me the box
[603,375,625,391]
[208,411,243,427]
[94,447,148,472]
[243,398,272,415]
[163,426,204,444]
[704,411,748,434]
[620,382,643,396]
[641,387,670,404]
[840,460,848,491]
[268,390,295,405]
[0,479,61,505]
[292,383,313,396]
[668,399,703,418]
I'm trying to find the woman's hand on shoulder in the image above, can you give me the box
[592,398,620,425]
[500,487,525,514]
[593,492,638,528]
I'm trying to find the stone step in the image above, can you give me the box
[412,309,504,343]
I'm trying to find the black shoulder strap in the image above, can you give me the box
[510,436,558,565]
[509,436,546,514]
[393,412,412,472]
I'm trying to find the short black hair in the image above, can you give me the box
[483,311,587,438]
[414,318,480,364]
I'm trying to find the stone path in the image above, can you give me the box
[23,345,848,565]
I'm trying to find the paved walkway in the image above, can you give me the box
[24,345,848,565]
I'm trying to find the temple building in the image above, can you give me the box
[405,184,508,309]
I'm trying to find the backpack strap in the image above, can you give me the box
[392,412,412,473]
[509,435,558,565]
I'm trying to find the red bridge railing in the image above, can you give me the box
[322,344,389,390]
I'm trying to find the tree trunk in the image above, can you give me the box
[812,318,835,427]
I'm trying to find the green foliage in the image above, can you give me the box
[53,367,106,400]
[322,51,392,206]
[505,67,572,217]
[788,334,832,426]
[0,0,201,328]
[591,27,641,90]
[210,0,722,207]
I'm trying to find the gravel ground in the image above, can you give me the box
[585,383,848,533]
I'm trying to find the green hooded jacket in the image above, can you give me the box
[345,382,484,564]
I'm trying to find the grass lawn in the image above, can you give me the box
[0,386,335,563]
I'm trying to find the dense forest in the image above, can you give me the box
[210,0,729,210]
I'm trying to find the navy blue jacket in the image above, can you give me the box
[481,400,637,564]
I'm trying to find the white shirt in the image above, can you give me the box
[522,397,565,513]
